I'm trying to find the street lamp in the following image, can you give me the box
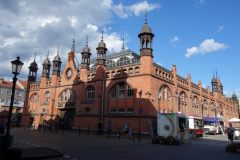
[4,56,24,157]
[138,90,142,142]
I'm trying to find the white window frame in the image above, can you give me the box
[110,108,116,113]
[7,91,12,95]
[87,87,94,100]
[118,84,125,98]
[118,108,124,113]
[126,107,133,113]
[45,92,50,102]
[16,92,21,96]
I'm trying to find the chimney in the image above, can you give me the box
[0,78,3,84]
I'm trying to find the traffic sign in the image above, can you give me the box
[139,108,142,114]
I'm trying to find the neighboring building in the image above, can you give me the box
[21,18,239,132]
[0,78,25,124]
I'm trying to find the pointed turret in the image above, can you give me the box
[81,35,91,69]
[138,10,155,57]
[42,49,51,78]
[96,29,107,66]
[52,45,62,76]
[28,53,38,82]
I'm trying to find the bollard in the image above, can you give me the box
[119,128,120,140]
[87,126,89,137]
[63,126,64,134]
[79,126,80,136]
[29,124,30,130]
[20,124,21,130]
[133,128,135,142]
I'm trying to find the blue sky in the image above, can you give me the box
[0,0,239,98]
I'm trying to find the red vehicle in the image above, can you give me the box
[188,115,204,136]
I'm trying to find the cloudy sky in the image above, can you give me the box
[0,0,240,98]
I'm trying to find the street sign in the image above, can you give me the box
[139,108,142,114]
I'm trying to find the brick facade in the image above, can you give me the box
[21,21,239,132]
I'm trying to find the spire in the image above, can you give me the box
[86,35,89,46]
[57,45,60,56]
[34,52,36,62]
[216,68,218,79]
[101,29,104,41]
[72,32,76,50]
[47,49,49,59]
[121,30,125,51]
[144,9,148,24]
[213,70,215,78]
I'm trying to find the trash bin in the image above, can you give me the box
[7,148,22,160]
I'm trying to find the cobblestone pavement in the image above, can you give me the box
[9,128,240,160]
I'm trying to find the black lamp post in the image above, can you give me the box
[138,90,142,142]
[4,56,24,158]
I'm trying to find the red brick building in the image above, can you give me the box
[21,19,239,133]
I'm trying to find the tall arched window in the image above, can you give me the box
[109,83,133,99]
[34,95,37,103]
[159,86,171,101]
[106,60,115,68]
[64,90,67,101]
[45,92,50,102]
[87,87,95,100]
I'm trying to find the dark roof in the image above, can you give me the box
[90,49,139,63]
[177,75,187,81]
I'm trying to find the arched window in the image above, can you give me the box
[135,67,139,73]
[118,84,125,98]
[64,90,67,101]
[69,90,72,101]
[127,85,133,97]
[30,97,33,103]
[34,95,37,103]
[87,87,94,100]
[45,92,50,102]
[60,94,63,101]
[110,86,116,99]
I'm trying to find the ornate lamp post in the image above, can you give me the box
[138,90,142,142]
[4,56,24,158]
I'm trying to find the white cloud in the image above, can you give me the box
[157,62,162,66]
[0,0,130,81]
[170,36,179,43]
[185,39,228,58]
[217,26,224,33]
[198,0,204,4]
[113,1,160,18]
[173,44,176,47]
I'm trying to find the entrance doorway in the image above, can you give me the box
[60,109,75,130]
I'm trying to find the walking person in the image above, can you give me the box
[124,122,129,140]
[43,120,47,131]
[107,121,112,138]
[128,126,132,140]
[179,122,186,144]
[226,123,236,144]
[98,121,102,136]
[52,121,55,131]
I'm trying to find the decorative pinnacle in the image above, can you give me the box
[57,45,60,55]
[121,30,125,51]
[101,29,104,41]
[47,49,49,59]
[144,9,148,24]
[213,70,215,78]
[72,32,76,50]
[216,68,218,79]
[86,35,89,46]
[34,52,36,61]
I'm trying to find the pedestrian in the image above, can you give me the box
[0,122,4,134]
[128,126,132,140]
[43,120,47,131]
[52,121,55,130]
[98,121,102,136]
[124,122,129,140]
[179,122,185,144]
[226,123,236,144]
[107,121,112,138]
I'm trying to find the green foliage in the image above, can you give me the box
[152,137,160,144]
